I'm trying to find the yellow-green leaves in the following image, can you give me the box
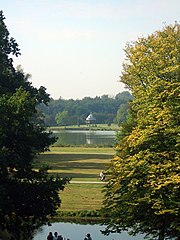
[103,23,180,240]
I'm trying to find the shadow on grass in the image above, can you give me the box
[38,153,112,161]
[34,153,112,171]
[49,172,100,179]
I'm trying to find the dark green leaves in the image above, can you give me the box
[0,11,68,239]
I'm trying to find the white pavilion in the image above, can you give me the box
[86,112,96,126]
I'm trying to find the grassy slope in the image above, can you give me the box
[34,147,114,180]
[34,147,114,212]
[59,183,104,212]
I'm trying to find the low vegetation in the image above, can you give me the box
[34,147,114,218]
[48,123,120,131]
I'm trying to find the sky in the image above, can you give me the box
[1,0,179,100]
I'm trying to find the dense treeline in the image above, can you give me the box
[38,91,133,126]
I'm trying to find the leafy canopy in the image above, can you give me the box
[102,23,180,240]
[0,11,68,240]
[55,110,69,126]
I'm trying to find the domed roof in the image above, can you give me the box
[86,113,96,121]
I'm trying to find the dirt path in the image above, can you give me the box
[70,180,106,184]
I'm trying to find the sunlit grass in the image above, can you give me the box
[34,147,114,180]
[33,147,114,212]
[49,146,115,154]
[48,123,120,131]
[59,183,104,211]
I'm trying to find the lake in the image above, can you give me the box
[52,130,116,146]
[33,130,144,240]
[33,130,145,240]
[33,222,145,240]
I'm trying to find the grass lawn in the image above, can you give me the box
[59,183,104,212]
[50,146,115,154]
[48,123,120,131]
[34,147,114,180]
[34,147,114,212]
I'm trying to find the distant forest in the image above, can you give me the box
[38,91,133,126]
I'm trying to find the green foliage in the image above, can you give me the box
[57,210,102,218]
[103,23,180,240]
[54,210,103,225]
[38,91,132,126]
[114,102,130,126]
[0,11,69,239]
[55,110,69,126]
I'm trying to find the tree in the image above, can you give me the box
[0,11,68,239]
[102,23,180,240]
[114,103,130,126]
[55,110,69,126]
[38,91,133,126]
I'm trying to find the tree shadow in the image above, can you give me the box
[34,153,112,174]
[34,154,111,170]
[37,153,112,161]
[51,172,99,179]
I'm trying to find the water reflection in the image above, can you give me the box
[53,130,116,146]
[33,222,145,240]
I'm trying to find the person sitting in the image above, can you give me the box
[53,232,58,240]
[57,235,63,240]
[99,170,105,181]
[86,233,92,240]
[47,232,53,240]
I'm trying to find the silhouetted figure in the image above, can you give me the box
[86,233,92,240]
[47,232,53,240]
[57,235,63,240]
[53,232,58,240]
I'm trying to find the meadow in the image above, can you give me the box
[48,123,120,131]
[34,147,115,214]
